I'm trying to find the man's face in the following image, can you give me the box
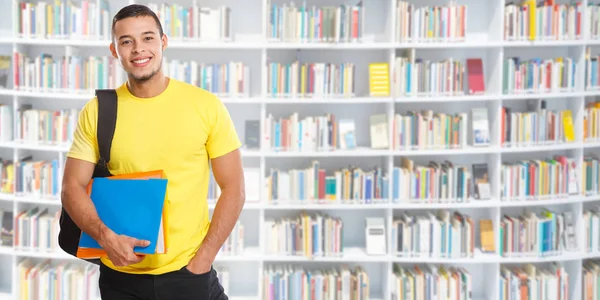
[110,16,167,82]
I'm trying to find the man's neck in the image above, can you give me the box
[126,74,169,98]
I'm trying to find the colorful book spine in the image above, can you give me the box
[394,1,467,43]
[15,159,61,200]
[391,158,475,203]
[16,0,111,40]
[582,156,600,197]
[16,107,78,146]
[14,206,60,252]
[504,1,583,41]
[500,106,574,147]
[266,2,364,43]
[503,56,576,94]
[589,4,600,40]
[392,55,466,97]
[391,211,475,258]
[501,155,578,201]
[500,210,571,257]
[147,3,231,41]
[263,265,369,300]
[267,61,355,98]
[163,59,250,97]
[585,47,600,90]
[263,113,340,152]
[263,212,343,258]
[585,101,600,142]
[391,264,472,300]
[392,110,469,150]
[12,52,124,92]
[264,161,388,204]
[500,263,569,300]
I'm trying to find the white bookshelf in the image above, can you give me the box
[0,0,600,299]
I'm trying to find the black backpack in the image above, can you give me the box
[57,89,117,265]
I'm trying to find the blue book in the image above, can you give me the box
[77,177,168,257]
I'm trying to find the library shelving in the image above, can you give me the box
[2,0,600,299]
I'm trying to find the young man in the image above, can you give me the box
[60,4,245,300]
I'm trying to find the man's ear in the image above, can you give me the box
[161,34,168,51]
[109,43,118,59]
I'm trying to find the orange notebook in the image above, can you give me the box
[75,170,170,259]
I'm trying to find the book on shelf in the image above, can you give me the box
[466,58,485,95]
[472,163,491,200]
[162,60,250,97]
[15,158,60,200]
[500,263,569,300]
[368,63,390,97]
[365,217,386,255]
[264,212,343,258]
[263,265,369,300]
[392,158,484,203]
[583,260,600,299]
[13,51,124,92]
[217,221,244,257]
[264,160,388,204]
[17,0,111,40]
[503,56,576,94]
[0,209,13,247]
[208,168,260,203]
[501,101,575,147]
[244,120,260,149]
[471,107,490,146]
[480,219,495,253]
[582,155,599,197]
[394,0,467,43]
[369,114,388,149]
[584,207,600,253]
[18,259,100,300]
[392,211,474,258]
[266,1,364,43]
[76,171,169,259]
[267,61,355,98]
[391,264,472,300]
[584,101,600,142]
[392,109,474,150]
[0,55,10,88]
[148,4,232,42]
[392,53,477,97]
[504,0,583,41]
[14,206,60,253]
[499,210,576,257]
[501,155,579,201]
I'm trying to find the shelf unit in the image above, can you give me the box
[0,0,600,299]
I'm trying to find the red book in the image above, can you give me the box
[466,58,485,95]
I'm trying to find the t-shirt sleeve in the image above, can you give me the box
[67,98,99,163]
[206,97,242,159]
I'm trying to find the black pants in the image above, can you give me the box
[98,262,228,300]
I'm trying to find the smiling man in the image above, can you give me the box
[60,4,245,300]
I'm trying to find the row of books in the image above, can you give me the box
[504,1,583,41]
[391,55,475,97]
[499,210,576,257]
[585,101,600,142]
[17,0,111,40]
[390,264,472,300]
[162,60,251,97]
[13,158,61,199]
[264,161,387,204]
[266,2,364,43]
[586,48,600,91]
[13,106,78,147]
[208,168,261,203]
[394,1,467,43]
[392,211,475,259]
[500,104,575,147]
[267,62,355,98]
[391,159,488,203]
[0,209,13,247]
[13,52,123,92]
[263,265,369,300]
[18,259,100,300]
[263,213,343,258]
[147,3,232,42]
[503,56,577,94]
[499,263,569,300]
[500,155,579,201]
[584,208,600,253]
[13,206,60,253]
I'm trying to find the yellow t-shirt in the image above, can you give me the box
[66,78,242,275]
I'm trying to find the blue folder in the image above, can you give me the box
[78,177,168,255]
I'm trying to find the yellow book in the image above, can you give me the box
[368,63,390,97]
[527,0,536,40]
[562,110,575,142]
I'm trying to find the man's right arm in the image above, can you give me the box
[60,157,111,246]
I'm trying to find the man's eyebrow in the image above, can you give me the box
[118,31,156,40]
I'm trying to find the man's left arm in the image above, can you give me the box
[187,96,245,274]
[188,149,245,273]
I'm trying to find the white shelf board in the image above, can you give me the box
[263,247,385,262]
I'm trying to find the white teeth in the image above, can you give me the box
[133,58,149,64]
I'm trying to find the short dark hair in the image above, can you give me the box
[111,4,164,39]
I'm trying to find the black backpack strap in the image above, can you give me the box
[95,89,117,172]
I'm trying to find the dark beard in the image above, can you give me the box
[129,63,161,82]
